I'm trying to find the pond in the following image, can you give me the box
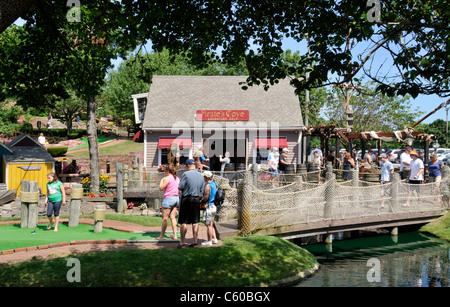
[294,231,450,287]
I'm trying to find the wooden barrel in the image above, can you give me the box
[362,172,380,182]
[236,163,246,171]
[296,164,307,174]
[224,163,235,172]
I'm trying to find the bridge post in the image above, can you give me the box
[116,162,124,213]
[351,168,359,205]
[325,161,333,180]
[237,172,252,236]
[440,165,450,207]
[324,173,336,219]
[390,172,400,213]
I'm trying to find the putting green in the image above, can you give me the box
[0,223,176,251]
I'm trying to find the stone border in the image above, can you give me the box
[250,262,320,287]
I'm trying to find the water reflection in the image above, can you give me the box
[296,232,450,287]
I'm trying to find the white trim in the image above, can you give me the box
[143,126,304,132]
[143,130,147,169]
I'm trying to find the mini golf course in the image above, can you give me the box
[0,223,176,252]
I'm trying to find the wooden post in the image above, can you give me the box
[237,172,252,236]
[138,164,144,188]
[324,173,335,219]
[93,204,106,233]
[390,172,400,213]
[123,164,129,191]
[20,180,30,228]
[20,180,39,229]
[250,163,258,188]
[116,162,124,213]
[27,181,39,229]
[69,183,82,227]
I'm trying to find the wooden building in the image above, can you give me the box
[138,75,304,171]
[2,134,54,195]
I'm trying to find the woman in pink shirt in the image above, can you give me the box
[156,164,180,240]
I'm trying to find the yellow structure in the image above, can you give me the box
[1,134,55,196]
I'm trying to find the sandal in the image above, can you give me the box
[169,234,178,240]
[47,224,53,230]
[177,244,188,249]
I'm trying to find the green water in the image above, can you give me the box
[296,232,450,287]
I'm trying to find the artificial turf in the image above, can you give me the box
[0,223,174,251]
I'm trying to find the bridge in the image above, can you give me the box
[214,167,449,242]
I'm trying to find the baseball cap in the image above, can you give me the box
[203,171,213,178]
[380,153,387,158]
[282,148,289,152]
[185,158,195,165]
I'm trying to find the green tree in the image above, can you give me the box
[102,49,248,122]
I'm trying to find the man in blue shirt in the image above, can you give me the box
[178,159,204,248]
[379,153,393,208]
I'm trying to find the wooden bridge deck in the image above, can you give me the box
[215,209,447,240]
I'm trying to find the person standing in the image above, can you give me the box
[177,159,204,248]
[38,133,46,146]
[267,147,278,161]
[194,144,209,170]
[199,171,218,246]
[45,172,66,232]
[405,150,424,206]
[342,152,355,180]
[278,148,291,182]
[400,146,412,180]
[47,112,53,129]
[219,152,231,172]
[311,145,323,166]
[379,153,394,208]
[428,153,443,206]
[268,152,280,186]
[156,164,180,241]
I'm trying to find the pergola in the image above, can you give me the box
[303,124,434,166]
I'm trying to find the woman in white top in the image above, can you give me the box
[38,133,46,145]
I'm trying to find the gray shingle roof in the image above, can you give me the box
[4,134,54,163]
[142,76,303,129]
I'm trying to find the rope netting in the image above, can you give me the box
[119,164,449,236]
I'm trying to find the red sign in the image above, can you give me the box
[196,110,249,121]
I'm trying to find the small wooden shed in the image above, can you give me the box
[3,134,55,196]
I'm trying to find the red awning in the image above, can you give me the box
[254,138,288,149]
[157,138,192,149]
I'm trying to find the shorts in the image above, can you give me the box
[47,201,62,217]
[269,168,278,177]
[178,195,201,224]
[204,204,217,225]
[162,196,179,209]
[409,180,422,194]
[428,176,441,183]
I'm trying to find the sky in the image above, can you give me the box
[14,16,447,125]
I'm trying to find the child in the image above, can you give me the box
[45,172,66,232]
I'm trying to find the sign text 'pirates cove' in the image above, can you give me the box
[196,110,249,121]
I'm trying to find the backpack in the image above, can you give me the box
[215,187,225,207]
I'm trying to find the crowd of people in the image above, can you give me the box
[157,158,219,248]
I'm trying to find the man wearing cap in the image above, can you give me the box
[199,171,218,246]
[405,150,424,206]
[379,153,394,208]
[177,158,204,248]
[278,148,291,181]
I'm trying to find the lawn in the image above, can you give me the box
[0,235,317,287]
[68,135,116,151]
[68,139,143,158]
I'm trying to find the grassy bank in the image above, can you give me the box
[420,211,450,242]
[0,235,316,287]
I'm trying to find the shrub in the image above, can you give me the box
[47,146,68,157]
